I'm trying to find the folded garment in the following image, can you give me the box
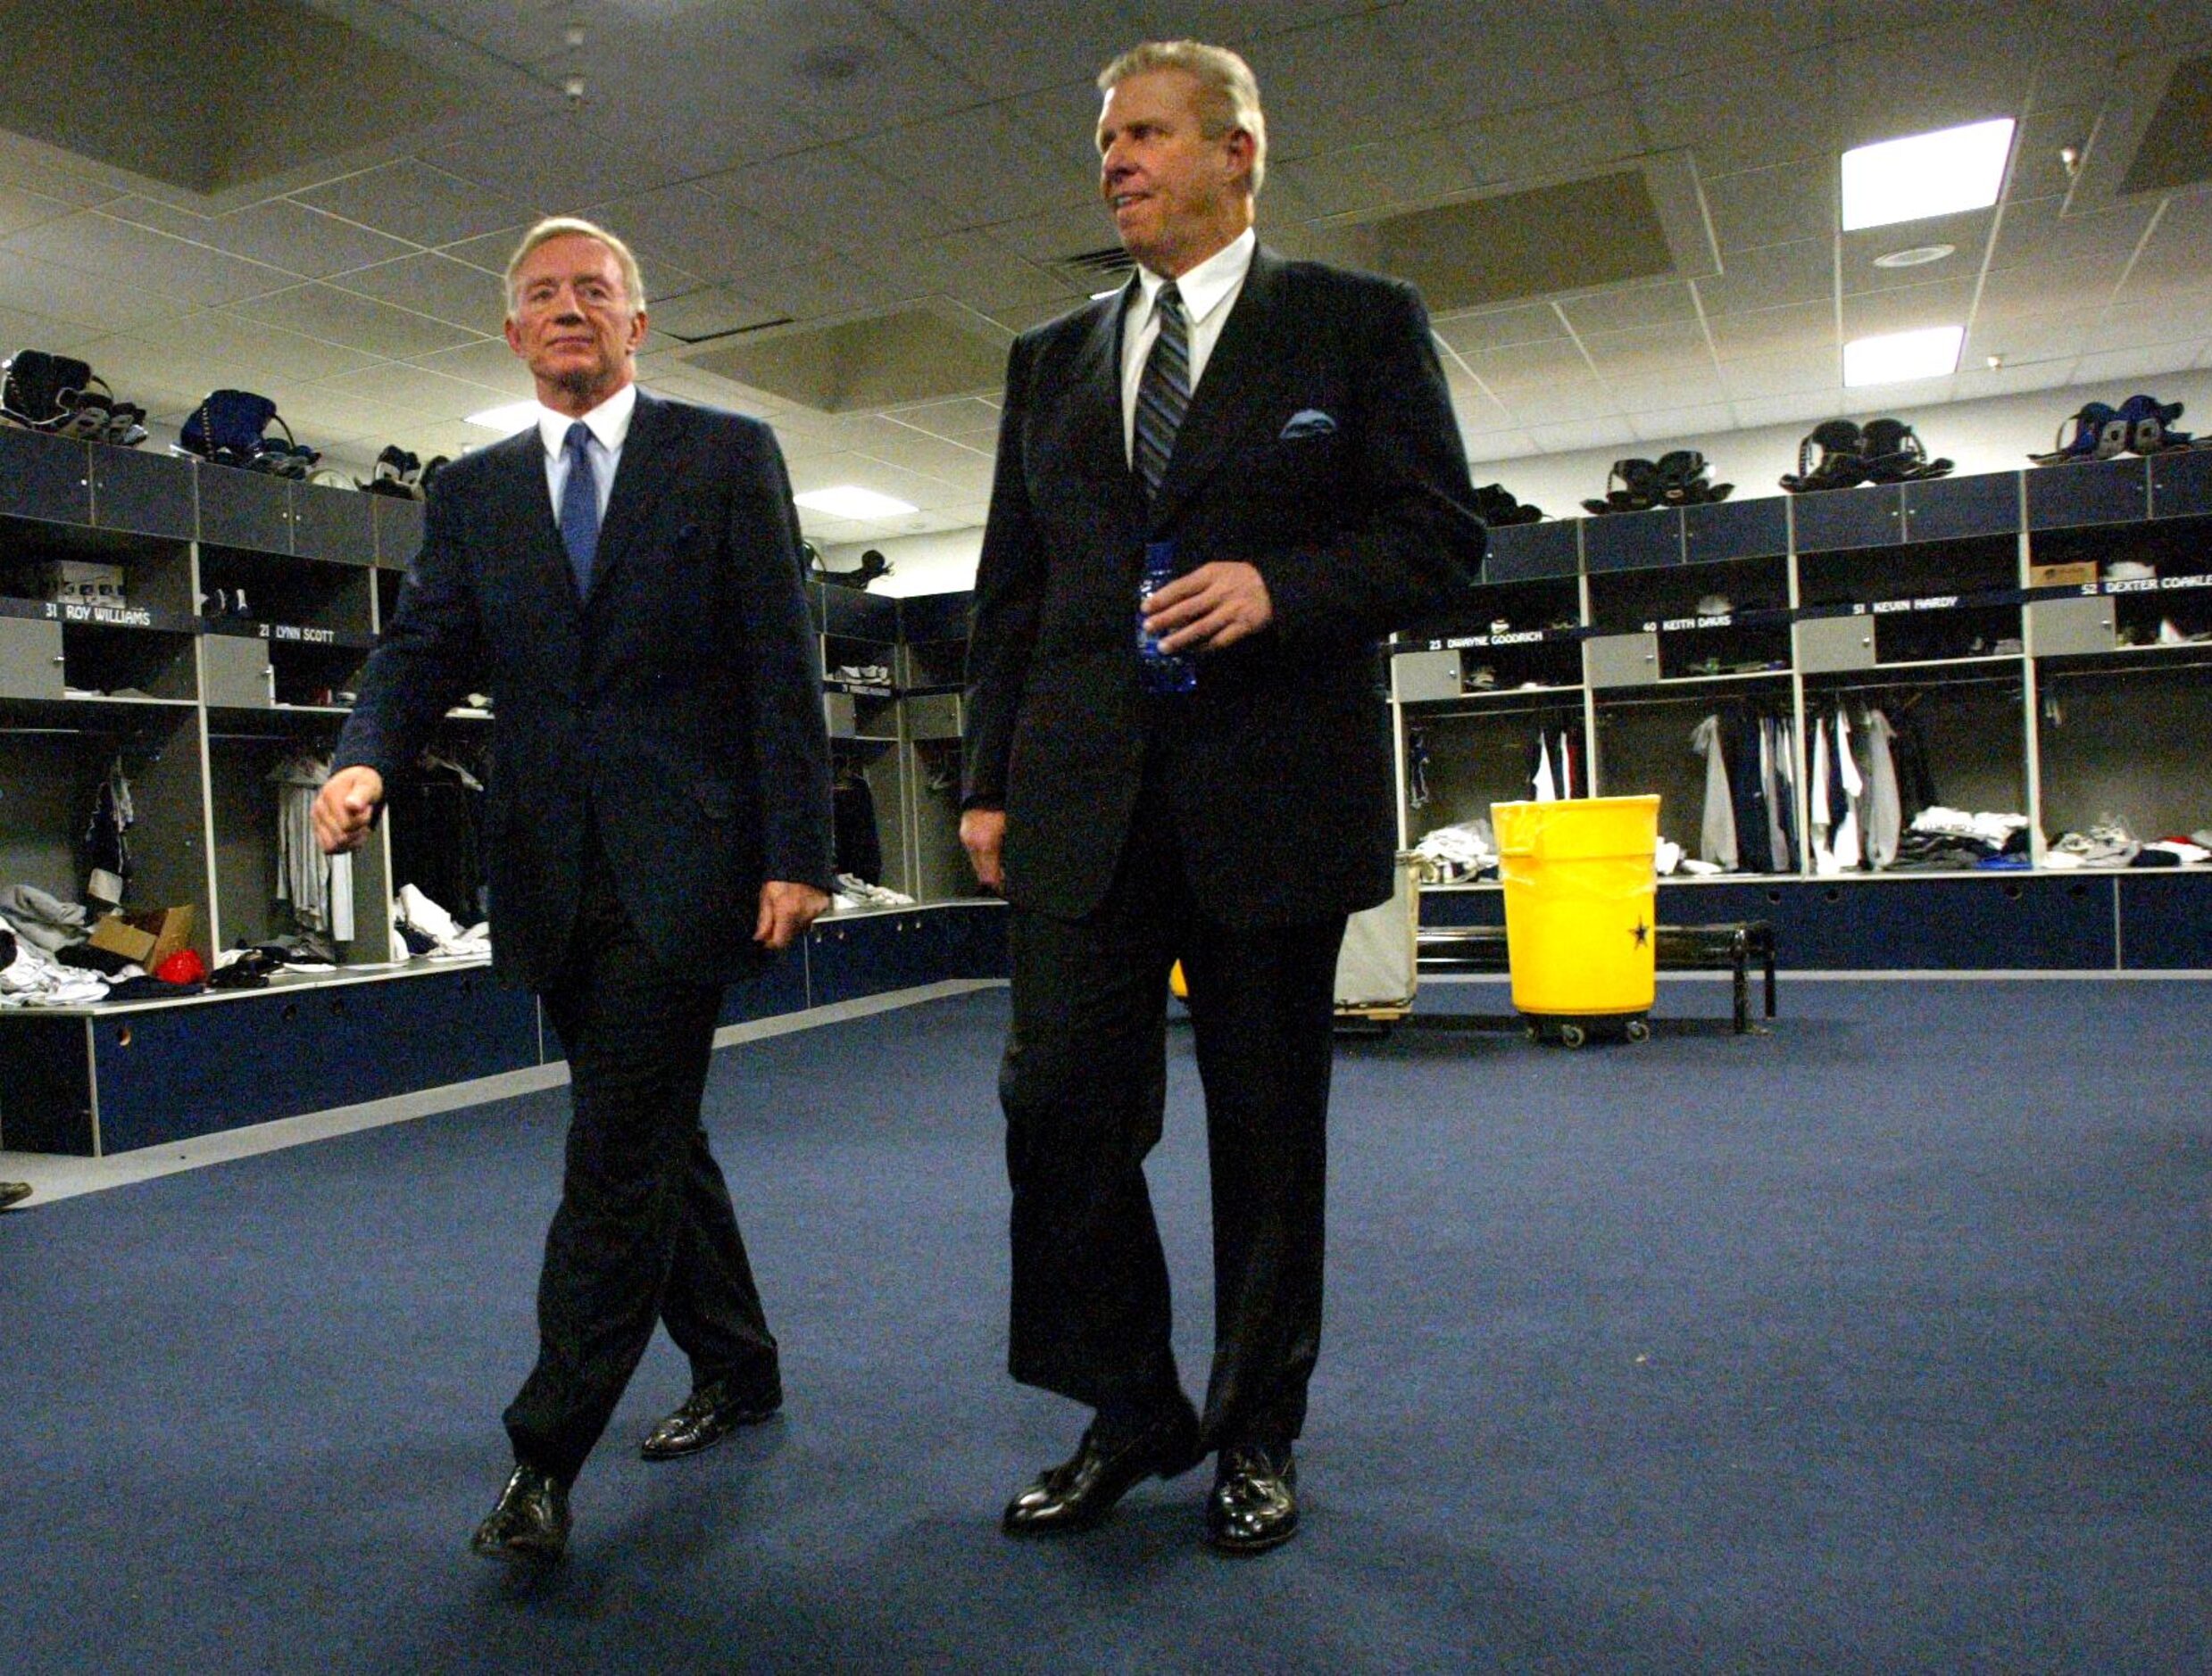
[0,884,89,953]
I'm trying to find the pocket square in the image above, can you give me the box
[1279,408,1337,440]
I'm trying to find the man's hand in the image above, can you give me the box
[312,766,386,855]
[960,808,1007,893]
[754,880,830,950]
[1143,560,1274,654]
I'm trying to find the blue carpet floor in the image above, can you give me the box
[1,980,2207,1674]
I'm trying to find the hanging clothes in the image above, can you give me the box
[84,756,134,908]
[1830,704,1865,871]
[1531,732,1557,801]
[1809,714,1836,875]
[1862,708,1903,869]
[1690,714,1738,867]
[1726,708,1773,874]
[389,748,490,925]
[270,751,354,940]
[832,759,883,884]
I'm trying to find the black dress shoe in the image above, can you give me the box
[470,1463,570,1562]
[0,1182,29,1211]
[1002,1398,1202,1536]
[639,1375,781,1461]
[1205,1443,1299,1554]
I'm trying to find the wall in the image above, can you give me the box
[820,364,2212,596]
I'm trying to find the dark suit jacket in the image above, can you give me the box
[963,247,1486,928]
[336,391,836,989]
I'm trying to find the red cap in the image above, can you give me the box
[154,949,206,984]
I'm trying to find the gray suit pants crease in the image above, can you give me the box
[1000,757,1346,1451]
[503,863,778,1483]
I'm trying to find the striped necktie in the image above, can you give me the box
[1134,281,1190,502]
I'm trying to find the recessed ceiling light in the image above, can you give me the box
[1843,325,1965,386]
[793,485,919,519]
[464,400,538,435]
[1872,244,1957,269]
[1842,118,2016,231]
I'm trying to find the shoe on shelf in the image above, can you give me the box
[470,1462,570,1563]
[1002,1396,1202,1536]
[1204,1442,1300,1555]
[639,1374,782,1461]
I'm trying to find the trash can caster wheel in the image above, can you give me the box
[1524,1022,1542,1043]
[1626,1019,1651,1043]
[1559,1023,1587,1049]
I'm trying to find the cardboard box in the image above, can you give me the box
[87,906,195,969]
[2029,560,2097,588]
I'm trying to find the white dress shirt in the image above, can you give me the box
[535,380,636,522]
[1119,227,1256,466]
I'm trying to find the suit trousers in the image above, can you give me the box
[1000,750,1347,1449]
[503,845,779,1482]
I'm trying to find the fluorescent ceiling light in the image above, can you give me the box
[1842,118,2015,230]
[1091,287,1123,300]
[1843,325,1964,386]
[793,485,919,519]
[464,400,538,435]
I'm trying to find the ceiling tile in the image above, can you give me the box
[1635,49,1838,174]
[420,113,687,213]
[1580,319,1712,378]
[1446,95,1645,194]
[1259,12,1439,158]
[0,212,294,308]
[1388,0,1626,128]
[333,253,509,332]
[1696,241,1834,317]
[1974,257,2115,323]
[1561,280,1702,338]
[0,252,190,333]
[1268,129,1481,222]
[1467,338,1599,394]
[712,147,961,258]
[1840,276,1978,338]
[406,339,537,395]
[594,181,822,285]
[98,311,386,393]
[1463,431,1543,466]
[1605,0,1829,80]
[1702,163,1836,253]
[295,161,538,249]
[0,185,87,240]
[1708,300,1835,363]
[109,195,420,280]
[879,234,1079,315]
[886,396,1002,440]
[1433,303,1570,356]
[1720,348,1839,400]
[2068,343,2204,385]
[243,284,488,360]
[1832,13,2041,150]
[1506,379,1625,426]
[850,105,1094,227]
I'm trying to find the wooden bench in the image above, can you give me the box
[1416,920,1776,1034]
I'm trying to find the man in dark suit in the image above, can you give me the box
[314,217,834,1564]
[961,42,1485,1553]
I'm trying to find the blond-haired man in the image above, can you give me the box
[963,43,1484,1552]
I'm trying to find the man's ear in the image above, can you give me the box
[627,308,649,350]
[503,315,525,357]
[1224,127,1257,190]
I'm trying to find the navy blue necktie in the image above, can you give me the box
[559,420,600,593]
[1134,282,1190,502]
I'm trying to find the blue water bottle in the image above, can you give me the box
[1136,541,1196,694]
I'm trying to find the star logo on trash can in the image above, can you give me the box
[1631,920,1650,947]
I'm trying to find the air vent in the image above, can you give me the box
[2119,52,2212,195]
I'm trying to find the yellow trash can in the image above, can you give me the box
[1492,795,1661,1045]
